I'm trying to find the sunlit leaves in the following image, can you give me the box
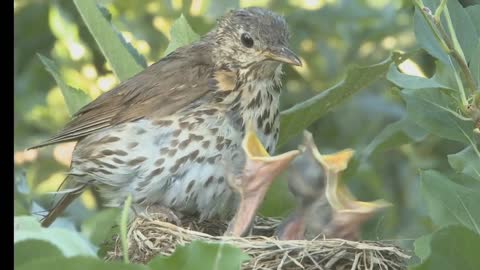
[163,15,200,55]
[73,0,145,81]
[14,216,98,257]
[386,64,452,90]
[38,54,91,115]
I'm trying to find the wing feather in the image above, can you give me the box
[30,42,214,149]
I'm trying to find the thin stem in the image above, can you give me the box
[443,6,466,63]
[120,194,132,264]
[442,6,477,96]
[433,7,477,97]
[414,1,478,106]
[434,0,447,21]
[414,2,450,53]
[448,57,469,106]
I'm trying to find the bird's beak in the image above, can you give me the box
[224,123,301,237]
[264,46,302,66]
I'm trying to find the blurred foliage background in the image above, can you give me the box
[13,0,477,252]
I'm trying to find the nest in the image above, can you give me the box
[106,216,410,269]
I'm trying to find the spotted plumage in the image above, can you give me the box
[34,7,301,227]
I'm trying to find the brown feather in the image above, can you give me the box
[40,184,87,227]
[30,42,215,149]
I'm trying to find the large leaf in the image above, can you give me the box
[414,234,432,263]
[421,170,480,234]
[73,0,145,81]
[278,56,392,146]
[448,146,480,182]
[14,170,32,216]
[38,54,91,115]
[164,15,200,56]
[81,208,121,246]
[14,216,97,257]
[16,256,148,270]
[149,240,250,270]
[362,116,427,159]
[413,225,480,270]
[466,5,480,37]
[15,240,63,268]
[470,42,480,87]
[401,88,475,145]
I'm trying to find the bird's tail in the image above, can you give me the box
[40,183,87,227]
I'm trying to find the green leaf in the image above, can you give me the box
[48,4,79,43]
[14,216,97,257]
[466,5,480,37]
[148,240,250,270]
[386,63,452,90]
[81,208,121,246]
[401,88,475,145]
[421,170,480,234]
[413,225,480,270]
[38,54,91,116]
[16,256,149,270]
[73,0,145,81]
[14,171,32,216]
[431,60,460,90]
[414,234,432,263]
[164,15,200,56]
[362,116,427,158]
[15,240,63,268]
[98,5,147,69]
[470,42,480,87]
[278,56,392,146]
[448,146,480,182]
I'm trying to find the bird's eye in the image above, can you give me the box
[241,33,254,48]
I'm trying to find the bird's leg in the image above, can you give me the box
[225,127,300,237]
[275,209,307,240]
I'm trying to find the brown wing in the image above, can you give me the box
[30,42,215,149]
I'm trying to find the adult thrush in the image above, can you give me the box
[32,7,302,227]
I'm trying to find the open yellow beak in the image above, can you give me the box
[302,131,391,213]
[225,123,301,237]
[242,122,300,173]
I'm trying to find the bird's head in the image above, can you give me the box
[209,7,302,72]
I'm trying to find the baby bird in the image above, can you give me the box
[276,131,391,240]
[225,123,301,237]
